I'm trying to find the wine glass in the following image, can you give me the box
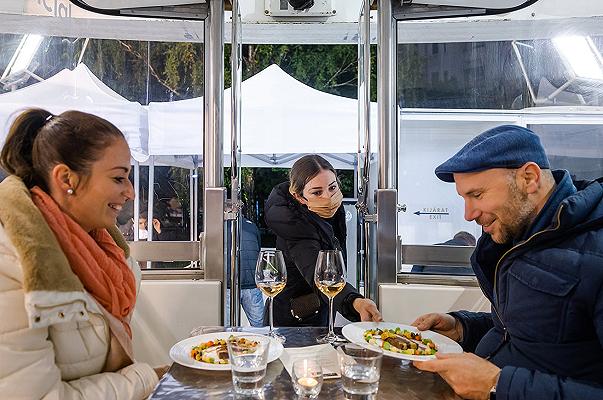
[255,249,287,343]
[314,249,347,344]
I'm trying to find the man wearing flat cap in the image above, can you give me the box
[411,125,603,400]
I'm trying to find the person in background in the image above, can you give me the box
[0,108,161,399]
[412,125,603,400]
[224,206,265,327]
[116,201,134,241]
[264,154,382,327]
[411,231,476,275]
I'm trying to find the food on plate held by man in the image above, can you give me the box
[364,327,437,356]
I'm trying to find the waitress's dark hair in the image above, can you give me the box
[289,154,338,197]
[0,108,125,190]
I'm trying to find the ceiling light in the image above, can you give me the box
[552,35,603,80]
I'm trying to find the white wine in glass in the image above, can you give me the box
[257,281,286,297]
[255,250,287,343]
[314,249,347,344]
[316,280,345,298]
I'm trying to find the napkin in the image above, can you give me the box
[279,344,341,379]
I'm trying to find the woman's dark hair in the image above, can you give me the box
[0,108,125,190]
[289,154,338,197]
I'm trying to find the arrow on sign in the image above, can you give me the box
[414,211,450,216]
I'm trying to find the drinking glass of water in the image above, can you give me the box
[227,335,271,397]
[338,344,383,399]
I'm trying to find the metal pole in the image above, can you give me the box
[204,0,224,189]
[193,165,199,241]
[229,0,243,327]
[146,156,155,269]
[190,168,195,242]
[357,0,375,299]
[373,0,399,305]
[203,0,226,325]
[133,160,140,241]
[377,0,397,189]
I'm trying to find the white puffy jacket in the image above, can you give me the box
[0,223,158,399]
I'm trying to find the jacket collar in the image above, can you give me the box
[0,176,129,329]
[520,169,576,241]
[471,170,603,296]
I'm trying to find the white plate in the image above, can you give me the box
[169,332,284,371]
[342,322,462,361]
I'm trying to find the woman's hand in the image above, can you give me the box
[353,298,383,322]
[153,365,170,379]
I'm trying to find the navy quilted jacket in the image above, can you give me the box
[452,170,603,400]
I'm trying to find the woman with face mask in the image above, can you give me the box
[0,109,161,399]
[264,154,382,327]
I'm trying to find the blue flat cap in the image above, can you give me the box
[435,125,550,183]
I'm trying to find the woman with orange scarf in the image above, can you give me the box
[0,109,159,399]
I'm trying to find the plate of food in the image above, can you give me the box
[169,331,284,370]
[342,322,462,361]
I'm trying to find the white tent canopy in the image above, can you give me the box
[148,64,377,169]
[0,63,148,162]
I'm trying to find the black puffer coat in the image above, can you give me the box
[264,182,363,327]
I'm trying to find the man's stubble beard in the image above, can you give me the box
[492,181,537,244]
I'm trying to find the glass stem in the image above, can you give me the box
[328,297,334,335]
[269,295,274,334]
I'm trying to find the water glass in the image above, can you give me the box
[338,344,383,399]
[291,359,323,399]
[227,335,271,397]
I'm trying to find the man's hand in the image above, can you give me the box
[353,298,383,322]
[411,312,463,342]
[413,352,500,400]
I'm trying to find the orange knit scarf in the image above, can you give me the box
[30,187,136,337]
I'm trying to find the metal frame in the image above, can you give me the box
[392,0,539,22]
[372,0,399,306]
[129,240,202,262]
[397,273,479,287]
[399,244,474,268]
[70,1,208,20]
[141,269,204,280]
[357,0,373,296]
[201,0,226,325]
[228,0,243,327]
[371,0,542,300]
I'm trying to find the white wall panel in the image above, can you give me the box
[379,283,490,325]
[131,280,221,365]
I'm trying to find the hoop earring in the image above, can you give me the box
[67,188,74,195]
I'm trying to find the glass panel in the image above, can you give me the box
[530,124,603,180]
[397,118,513,247]
[396,21,603,275]
[397,41,526,109]
[0,34,204,270]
